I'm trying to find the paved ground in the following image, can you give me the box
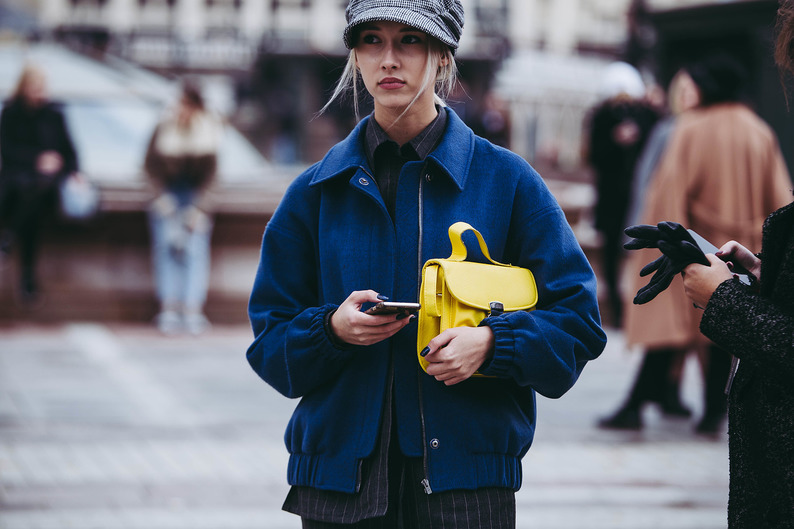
[0,322,729,529]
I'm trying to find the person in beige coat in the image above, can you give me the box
[601,54,792,433]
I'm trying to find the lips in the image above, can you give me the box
[378,77,405,90]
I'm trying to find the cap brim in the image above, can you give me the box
[343,8,458,52]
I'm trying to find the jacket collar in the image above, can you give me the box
[309,107,474,191]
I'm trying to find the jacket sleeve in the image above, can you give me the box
[701,278,794,382]
[478,187,607,398]
[246,179,359,398]
[53,106,79,176]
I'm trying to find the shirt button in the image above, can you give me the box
[425,173,433,182]
[430,438,440,449]
[359,177,369,186]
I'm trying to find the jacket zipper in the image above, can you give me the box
[417,169,432,494]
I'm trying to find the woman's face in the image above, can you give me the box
[22,70,48,106]
[670,71,700,114]
[354,21,440,119]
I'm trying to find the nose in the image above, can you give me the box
[381,44,399,70]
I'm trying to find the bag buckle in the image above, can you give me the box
[488,301,504,317]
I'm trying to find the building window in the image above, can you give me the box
[138,0,176,7]
[70,0,108,6]
[206,0,242,7]
[271,0,311,10]
[473,0,508,38]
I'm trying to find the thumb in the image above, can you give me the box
[344,289,382,308]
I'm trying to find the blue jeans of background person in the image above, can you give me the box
[148,190,212,311]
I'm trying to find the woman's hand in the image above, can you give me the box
[330,290,414,346]
[682,254,734,309]
[716,240,762,282]
[36,150,63,175]
[422,326,495,386]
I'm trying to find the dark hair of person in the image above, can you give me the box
[684,53,748,106]
[776,1,794,85]
[181,82,205,111]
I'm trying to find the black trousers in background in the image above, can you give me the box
[623,345,730,419]
[0,177,58,292]
[623,347,683,408]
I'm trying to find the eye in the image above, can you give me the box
[402,34,424,44]
[360,33,381,45]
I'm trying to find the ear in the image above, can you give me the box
[439,54,450,68]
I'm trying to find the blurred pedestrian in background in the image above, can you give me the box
[0,63,79,305]
[610,53,792,434]
[144,82,224,335]
[585,61,660,327]
[673,4,794,525]
[625,67,701,229]
[599,67,703,430]
[246,0,606,526]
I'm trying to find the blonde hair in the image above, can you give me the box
[11,63,46,104]
[319,38,458,124]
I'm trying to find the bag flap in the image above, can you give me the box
[430,259,538,311]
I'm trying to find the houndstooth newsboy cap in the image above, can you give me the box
[344,0,465,54]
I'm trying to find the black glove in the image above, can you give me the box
[633,254,683,304]
[624,221,710,304]
[624,224,666,250]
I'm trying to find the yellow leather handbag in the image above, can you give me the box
[417,222,538,375]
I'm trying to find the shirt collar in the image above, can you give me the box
[310,107,473,191]
[364,107,448,166]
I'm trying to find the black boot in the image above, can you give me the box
[598,404,643,430]
[661,384,693,418]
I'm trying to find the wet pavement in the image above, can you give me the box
[0,322,728,529]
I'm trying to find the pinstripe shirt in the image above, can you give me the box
[365,108,448,220]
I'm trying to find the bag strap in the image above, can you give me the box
[447,221,509,266]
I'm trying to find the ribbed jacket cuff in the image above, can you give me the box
[477,317,514,377]
[321,304,347,349]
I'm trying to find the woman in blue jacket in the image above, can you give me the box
[246,1,606,526]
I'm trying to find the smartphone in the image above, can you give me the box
[687,229,752,286]
[364,302,421,316]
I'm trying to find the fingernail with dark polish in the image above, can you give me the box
[377,294,389,301]
[420,346,430,357]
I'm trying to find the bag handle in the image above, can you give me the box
[447,221,509,266]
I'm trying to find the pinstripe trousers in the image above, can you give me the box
[298,456,516,529]
[287,392,516,528]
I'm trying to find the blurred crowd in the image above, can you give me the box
[583,53,792,438]
[0,66,223,335]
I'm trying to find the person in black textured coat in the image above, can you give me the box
[679,4,794,527]
[682,202,794,528]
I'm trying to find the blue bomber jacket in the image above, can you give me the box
[247,108,606,495]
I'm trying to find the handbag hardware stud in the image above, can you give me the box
[488,301,504,317]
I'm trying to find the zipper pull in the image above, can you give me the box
[420,478,432,494]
